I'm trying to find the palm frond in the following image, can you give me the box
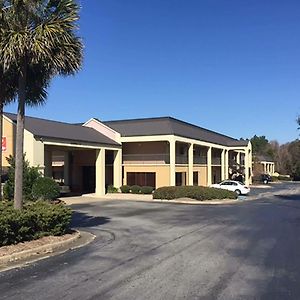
[0,0,83,106]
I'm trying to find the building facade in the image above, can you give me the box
[253,155,275,176]
[2,113,252,196]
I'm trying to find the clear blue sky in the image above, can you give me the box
[6,0,300,143]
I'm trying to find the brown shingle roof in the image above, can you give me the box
[104,117,249,147]
[4,113,120,147]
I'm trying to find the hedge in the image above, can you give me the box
[278,176,292,181]
[153,186,237,201]
[0,201,72,246]
[120,185,131,193]
[141,186,154,194]
[120,185,154,194]
[131,185,141,194]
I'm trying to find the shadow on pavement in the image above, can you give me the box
[71,211,110,228]
[275,194,300,201]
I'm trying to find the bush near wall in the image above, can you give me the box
[120,185,155,194]
[107,185,119,193]
[141,186,154,194]
[3,155,41,201]
[153,186,237,201]
[32,177,60,201]
[0,201,72,246]
[278,176,292,181]
[130,185,141,194]
[120,185,131,193]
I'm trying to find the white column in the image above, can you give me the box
[113,149,122,189]
[64,152,69,185]
[95,149,105,196]
[236,151,240,165]
[225,150,229,180]
[188,143,194,185]
[245,150,250,186]
[249,149,253,184]
[44,149,52,178]
[207,147,212,186]
[169,138,176,186]
[221,149,225,181]
[264,163,268,174]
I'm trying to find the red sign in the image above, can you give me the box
[2,137,6,152]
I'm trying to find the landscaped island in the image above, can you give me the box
[153,186,237,201]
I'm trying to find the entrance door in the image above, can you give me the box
[82,166,95,193]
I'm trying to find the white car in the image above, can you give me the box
[210,180,250,195]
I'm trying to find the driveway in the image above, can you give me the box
[1,183,300,299]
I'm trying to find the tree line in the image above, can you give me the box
[251,127,300,179]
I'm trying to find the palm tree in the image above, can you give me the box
[0,65,17,201]
[0,0,83,209]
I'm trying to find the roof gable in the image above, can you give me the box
[83,118,120,143]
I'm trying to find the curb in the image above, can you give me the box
[0,230,81,266]
[116,198,240,205]
[152,199,239,205]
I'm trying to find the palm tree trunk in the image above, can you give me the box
[0,101,3,201]
[14,65,27,210]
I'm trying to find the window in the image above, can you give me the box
[176,172,186,186]
[221,181,230,186]
[127,172,156,188]
[179,146,185,155]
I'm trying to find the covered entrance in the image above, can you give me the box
[44,144,122,196]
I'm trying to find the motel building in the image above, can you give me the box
[254,155,276,176]
[2,113,252,196]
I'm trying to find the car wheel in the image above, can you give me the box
[263,179,268,184]
[235,189,241,196]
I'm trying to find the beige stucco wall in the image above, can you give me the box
[123,165,209,188]
[23,130,45,171]
[193,166,208,186]
[3,117,45,170]
[175,166,188,173]
[123,165,170,188]
[2,117,14,167]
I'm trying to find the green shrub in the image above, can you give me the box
[32,177,60,201]
[141,186,154,194]
[153,186,237,201]
[130,185,141,194]
[3,155,41,201]
[120,185,131,193]
[107,185,119,193]
[0,201,72,246]
[271,176,279,182]
[278,175,292,181]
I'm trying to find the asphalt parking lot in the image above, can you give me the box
[1,183,300,300]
